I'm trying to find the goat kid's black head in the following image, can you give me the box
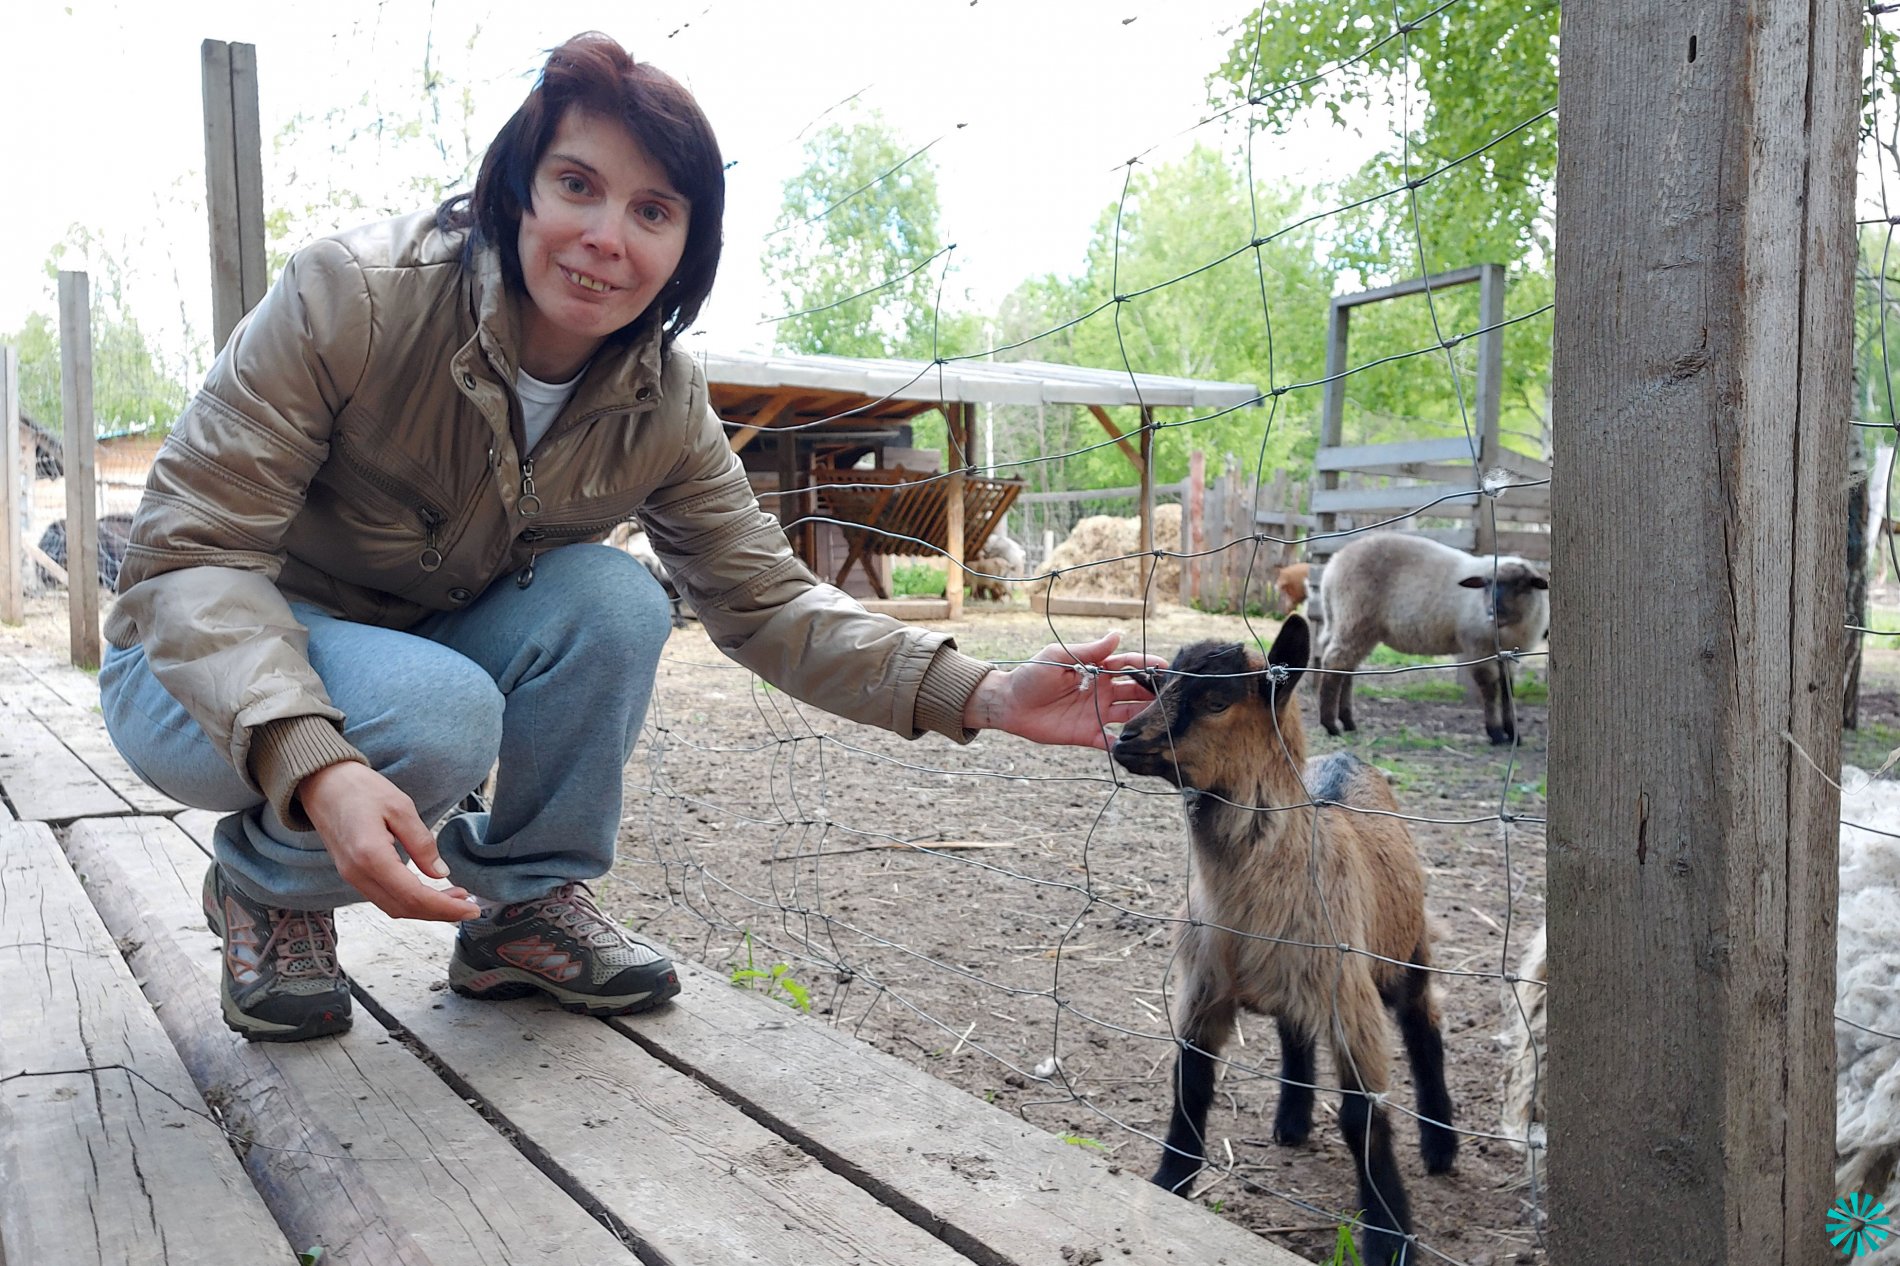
[1111,616,1310,788]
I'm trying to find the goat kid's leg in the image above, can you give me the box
[1152,994,1237,1195]
[1394,961,1458,1174]
[1272,1017,1317,1145]
[1333,998,1413,1265]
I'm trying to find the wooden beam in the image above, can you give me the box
[1137,405,1155,562]
[57,272,100,669]
[728,389,803,454]
[1547,0,1854,1260]
[0,821,295,1264]
[2,344,21,623]
[945,403,967,619]
[1086,405,1143,471]
[201,40,265,351]
[1472,261,1506,558]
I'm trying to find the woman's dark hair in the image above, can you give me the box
[438,32,725,349]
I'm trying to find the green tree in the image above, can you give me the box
[10,230,191,439]
[1213,0,1557,277]
[763,112,975,361]
[1061,146,1335,490]
[1209,4,1558,459]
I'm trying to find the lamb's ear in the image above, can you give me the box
[1457,575,1488,589]
[1263,615,1310,700]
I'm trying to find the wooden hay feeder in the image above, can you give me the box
[811,466,1024,600]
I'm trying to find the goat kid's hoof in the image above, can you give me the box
[1149,1163,1202,1196]
[1420,1127,1459,1175]
[1487,728,1515,746]
[1271,1119,1311,1147]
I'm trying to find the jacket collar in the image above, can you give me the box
[462,237,665,417]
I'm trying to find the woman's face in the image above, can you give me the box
[515,108,691,381]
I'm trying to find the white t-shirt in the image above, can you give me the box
[515,365,585,456]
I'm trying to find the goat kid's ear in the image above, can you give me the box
[1262,614,1310,701]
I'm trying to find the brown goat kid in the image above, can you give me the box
[1112,616,1455,1266]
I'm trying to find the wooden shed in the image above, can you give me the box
[697,347,1262,617]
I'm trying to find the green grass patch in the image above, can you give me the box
[1845,721,1900,774]
[892,562,947,598]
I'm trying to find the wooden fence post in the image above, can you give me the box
[1,344,20,625]
[202,39,268,353]
[58,272,101,669]
[1548,0,1855,1260]
[1183,450,1206,607]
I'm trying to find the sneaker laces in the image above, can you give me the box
[261,908,341,981]
[518,881,624,950]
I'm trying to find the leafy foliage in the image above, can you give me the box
[1212,0,1557,276]
[990,147,1333,493]
[10,229,192,438]
[763,112,976,361]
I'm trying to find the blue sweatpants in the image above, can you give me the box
[99,543,674,908]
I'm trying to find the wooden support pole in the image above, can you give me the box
[1316,301,1349,554]
[1085,405,1143,470]
[1183,449,1205,607]
[945,403,967,620]
[1472,261,1506,558]
[1137,406,1156,603]
[1,344,21,624]
[58,272,101,670]
[202,39,267,352]
[1547,0,1855,1261]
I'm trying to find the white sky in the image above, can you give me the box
[0,0,1379,364]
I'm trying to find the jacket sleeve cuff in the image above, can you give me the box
[913,645,996,744]
[249,715,368,833]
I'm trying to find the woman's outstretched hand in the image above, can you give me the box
[961,629,1165,750]
[300,761,483,922]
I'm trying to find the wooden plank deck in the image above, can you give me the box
[0,636,1308,1266]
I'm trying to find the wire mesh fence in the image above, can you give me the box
[8,0,1895,1261]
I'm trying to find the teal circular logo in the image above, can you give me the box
[1830,1193,1893,1258]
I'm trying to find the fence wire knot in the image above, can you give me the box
[1265,663,1293,685]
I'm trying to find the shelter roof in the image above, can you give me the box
[695,347,1262,433]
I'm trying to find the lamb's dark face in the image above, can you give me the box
[1458,562,1550,636]
[1113,619,1310,792]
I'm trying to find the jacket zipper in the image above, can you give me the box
[336,435,451,574]
[515,515,635,590]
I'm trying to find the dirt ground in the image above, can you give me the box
[603,600,1554,1266]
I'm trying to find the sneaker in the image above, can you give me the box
[201,863,351,1043]
[448,881,680,1017]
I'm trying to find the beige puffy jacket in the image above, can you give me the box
[106,210,992,829]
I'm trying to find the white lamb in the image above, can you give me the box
[1312,532,1549,745]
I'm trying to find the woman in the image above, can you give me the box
[100,32,1161,1044]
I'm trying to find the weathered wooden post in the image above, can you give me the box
[1,343,21,624]
[945,402,968,619]
[1548,0,1856,1261]
[58,272,102,669]
[202,39,267,351]
[1471,261,1506,559]
[1183,449,1206,607]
